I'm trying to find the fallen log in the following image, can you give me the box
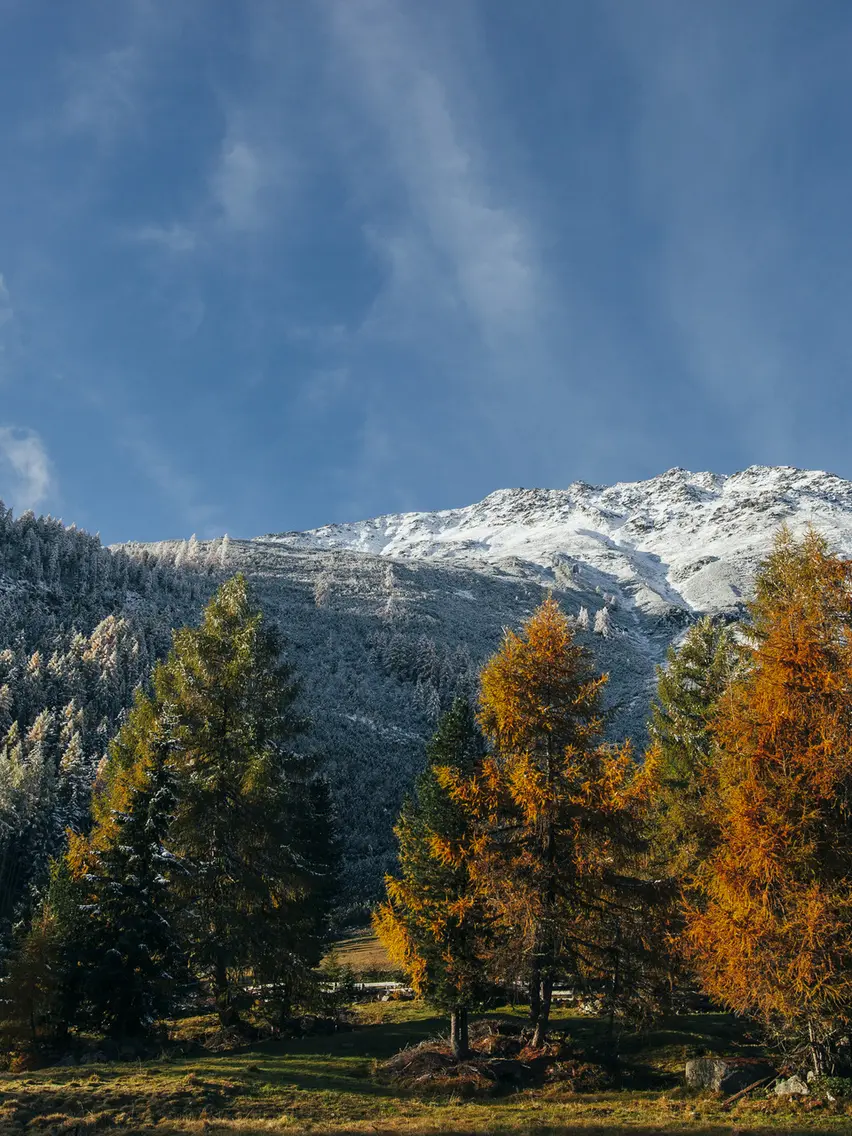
[720,1074,776,1110]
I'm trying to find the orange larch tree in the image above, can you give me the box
[685,528,852,1071]
[447,595,652,1045]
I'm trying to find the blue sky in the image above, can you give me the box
[1,1,851,543]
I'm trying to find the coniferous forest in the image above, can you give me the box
[4,504,852,1130]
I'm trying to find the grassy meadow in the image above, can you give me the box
[3,937,852,1136]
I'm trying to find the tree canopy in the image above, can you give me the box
[685,529,852,1071]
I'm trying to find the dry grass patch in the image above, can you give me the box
[326,928,395,976]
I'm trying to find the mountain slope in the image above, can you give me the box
[262,466,852,619]
[115,465,852,903]
[116,464,852,904]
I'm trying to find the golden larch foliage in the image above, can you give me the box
[685,528,852,1055]
[447,596,651,1041]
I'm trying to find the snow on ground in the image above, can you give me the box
[259,466,852,618]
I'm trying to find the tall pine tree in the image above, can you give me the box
[36,574,337,1037]
[65,731,186,1037]
[648,616,739,879]
[152,574,335,1028]
[375,699,491,1058]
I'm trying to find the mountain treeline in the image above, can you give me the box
[1,574,335,1047]
[0,505,216,941]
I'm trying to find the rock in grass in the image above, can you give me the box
[685,1057,775,1093]
[774,1074,809,1096]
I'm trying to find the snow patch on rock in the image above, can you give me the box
[260,467,852,619]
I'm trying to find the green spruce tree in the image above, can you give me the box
[153,574,335,1028]
[375,698,491,1058]
[47,574,336,1037]
[0,860,80,1047]
[66,734,186,1038]
[648,615,739,878]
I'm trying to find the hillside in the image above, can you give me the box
[5,465,852,911]
[125,465,852,903]
[0,508,211,930]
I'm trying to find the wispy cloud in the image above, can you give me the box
[319,0,572,508]
[327,0,540,354]
[610,4,801,454]
[61,45,142,146]
[131,222,197,253]
[212,138,275,232]
[0,426,52,512]
[56,0,180,151]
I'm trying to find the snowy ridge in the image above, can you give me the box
[260,467,852,618]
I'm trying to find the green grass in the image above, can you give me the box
[1,1005,849,1134]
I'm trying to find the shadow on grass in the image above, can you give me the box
[131,1009,768,1099]
[0,1010,816,1134]
[157,1012,452,1095]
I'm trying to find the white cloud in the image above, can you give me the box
[0,427,52,512]
[212,136,288,233]
[317,0,578,505]
[328,0,541,353]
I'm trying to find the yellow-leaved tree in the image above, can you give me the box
[685,528,852,1072]
[447,596,653,1045]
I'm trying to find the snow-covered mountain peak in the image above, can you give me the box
[258,467,852,619]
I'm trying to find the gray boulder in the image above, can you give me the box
[775,1074,809,1096]
[685,1057,775,1093]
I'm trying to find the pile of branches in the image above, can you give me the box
[378,1019,611,1096]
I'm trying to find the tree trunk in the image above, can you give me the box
[528,959,541,1032]
[808,1018,827,1077]
[608,921,622,1040]
[531,974,553,1048]
[213,958,240,1030]
[450,1007,469,1060]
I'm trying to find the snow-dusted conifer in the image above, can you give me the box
[65,736,185,1037]
[594,607,613,637]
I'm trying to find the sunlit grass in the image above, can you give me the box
[2,1004,850,1133]
[324,928,395,977]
